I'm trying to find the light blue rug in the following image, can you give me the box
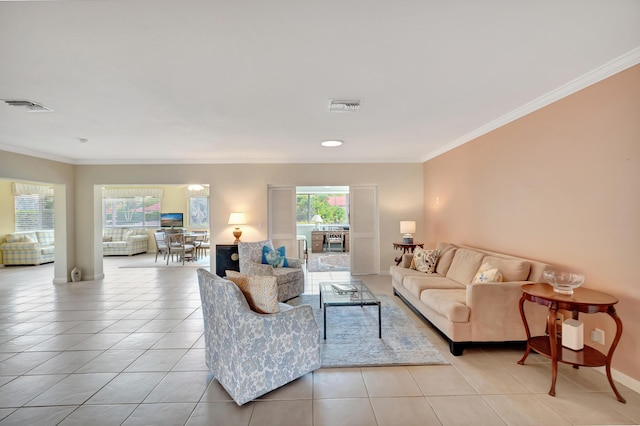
[291,294,449,368]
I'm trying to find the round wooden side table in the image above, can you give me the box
[518,283,625,403]
[392,242,424,265]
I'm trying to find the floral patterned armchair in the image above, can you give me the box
[197,268,320,405]
[238,239,305,302]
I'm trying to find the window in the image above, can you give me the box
[15,194,54,231]
[189,196,209,228]
[103,196,160,228]
[296,193,348,224]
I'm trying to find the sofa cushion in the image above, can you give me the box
[5,233,37,243]
[390,265,431,286]
[434,243,457,275]
[103,228,125,242]
[482,256,531,281]
[36,231,54,245]
[420,289,469,323]
[446,248,485,284]
[403,275,465,299]
[410,248,439,273]
[225,271,280,314]
[472,262,503,283]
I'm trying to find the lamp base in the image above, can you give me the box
[402,234,414,244]
[232,228,242,244]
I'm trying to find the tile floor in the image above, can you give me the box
[0,254,638,425]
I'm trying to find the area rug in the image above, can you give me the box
[307,252,350,272]
[119,254,211,269]
[290,294,448,367]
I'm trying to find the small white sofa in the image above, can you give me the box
[1,230,55,265]
[390,242,550,355]
[102,228,149,256]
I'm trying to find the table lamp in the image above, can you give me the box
[228,212,247,243]
[311,214,323,230]
[400,220,416,244]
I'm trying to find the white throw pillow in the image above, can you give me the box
[472,262,503,283]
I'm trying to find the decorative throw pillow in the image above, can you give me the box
[262,245,289,268]
[102,236,112,242]
[472,262,503,283]
[225,271,280,314]
[411,248,439,273]
[123,230,134,239]
[24,234,37,243]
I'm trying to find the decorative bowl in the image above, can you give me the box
[542,269,585,295]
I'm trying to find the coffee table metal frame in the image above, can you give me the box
[319,280,381,340]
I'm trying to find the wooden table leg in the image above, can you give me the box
[517,294,531,365]
[547,307,558,397]
[606,306,626,403]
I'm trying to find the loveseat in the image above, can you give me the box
[1,230,55,265]
[390,242,550,355]
[102,228,149,256]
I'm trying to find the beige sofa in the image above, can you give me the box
[390,242,549,355]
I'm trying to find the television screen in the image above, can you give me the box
[160,213,184,228]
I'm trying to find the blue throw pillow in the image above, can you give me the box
[262,245,289,268]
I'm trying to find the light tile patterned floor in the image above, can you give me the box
[0,254,638,425]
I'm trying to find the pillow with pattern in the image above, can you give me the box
[261,245,289,268]
[411,248,439,273]
[225,270,280,314]
[472,262,503,283]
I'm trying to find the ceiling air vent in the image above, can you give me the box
[3,100,53,112]
[329,99,361,112]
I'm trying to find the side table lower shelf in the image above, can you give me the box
[528,336,607,367]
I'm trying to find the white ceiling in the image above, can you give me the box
[1,1,638,165]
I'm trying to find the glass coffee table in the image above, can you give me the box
[319,280,381,339]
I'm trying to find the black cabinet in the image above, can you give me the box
[216,244,239,277]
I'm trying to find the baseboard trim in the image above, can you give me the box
[594,366,640,394]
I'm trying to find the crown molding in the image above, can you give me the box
[422,47,640,163]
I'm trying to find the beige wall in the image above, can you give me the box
[75,162,423,279]
[423,65,640,381]
[0,180,14,265]
[0,152,76,283]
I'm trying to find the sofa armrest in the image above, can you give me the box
[465,281,535,341]
[286,257,302,269]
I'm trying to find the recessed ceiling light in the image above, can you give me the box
[79,138,88,143]
[321,140,343,147]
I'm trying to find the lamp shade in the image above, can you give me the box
[311,215,323,223]
[228,212,247,225]
[400,221,416,234]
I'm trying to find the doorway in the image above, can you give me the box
[296,186,350,273]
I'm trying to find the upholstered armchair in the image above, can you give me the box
[197,269,321,406]
[238,239,305,302]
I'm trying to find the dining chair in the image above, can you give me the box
[166,233,195,265]
[153,231,168,262]
[325,229,344,252]
[193,231,210,258]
